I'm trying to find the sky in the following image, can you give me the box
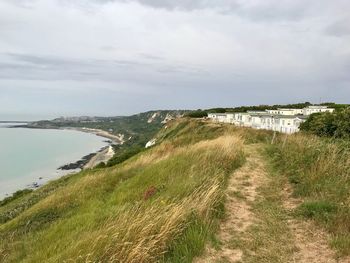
[0,0,349,119]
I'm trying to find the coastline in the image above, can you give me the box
[57,127,122,170]
[1,126,120,201]
[64,127,124,144]
[84,145,115,169]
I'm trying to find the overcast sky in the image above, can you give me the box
[0,0,349,119]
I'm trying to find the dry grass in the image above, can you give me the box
[267,133,350,256]
[0,120,245,263]
[72,181,221,263]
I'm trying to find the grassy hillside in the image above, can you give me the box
[0,119,245,262]
[2,117,349,262]
[267,134,350,256]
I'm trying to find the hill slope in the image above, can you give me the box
[1,119,349,262]
[0,119,245,262]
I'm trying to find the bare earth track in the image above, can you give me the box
[282,186,349,263]
[195,143,347,263]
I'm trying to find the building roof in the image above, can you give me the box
[247,111,267,114]
[276,108,299,111]
[306,106,328,109]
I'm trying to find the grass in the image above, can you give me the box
[0,119,245,262]
[227,146,295,263]
[296,201,338,220]
[266,133,350,256]
[2,118,348,261]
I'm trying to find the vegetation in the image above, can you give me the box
[2,112,350,261]
[0,189,33,207]
[267,134,350,256]
[220,102,313,113]
[28,110,189,171]
[0,119,245,262]
[28,110,187,152]
[300,107,350,138]
[186,102,348,118]
[185,110,208,118]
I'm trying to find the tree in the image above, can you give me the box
[300,108,350,139]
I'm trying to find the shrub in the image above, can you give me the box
[185,110,208,118]
[300,107,350,138]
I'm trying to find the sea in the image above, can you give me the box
[0,123,108,200]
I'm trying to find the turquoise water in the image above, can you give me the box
[0,124,108,199]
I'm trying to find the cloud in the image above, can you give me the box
[0,0,349,117]
[91,0,315,22]
[325,18,350,37]
[0,52,207,83]
[93,0,238,11]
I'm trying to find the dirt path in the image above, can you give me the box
[194,144,267,262]
[195,144,346,263]
[282,186,349,263]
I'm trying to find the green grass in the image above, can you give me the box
[0,119,245,262]
[266,134,350,256]
[162,216,214,263]
[296,201,338,221]
[228,146,295,263]
[3,118,348,261]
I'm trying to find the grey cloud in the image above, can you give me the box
[95,0,307,22]
[139,53,164,61]
[4,0,36,8]
[1,53,207,82]
[100,46,117,51]
[113,59,144,67]
[7,53,78,67]
[1,0,349,117]
[94,0,238,11]
[231,1,307,22]
[325,19,350,37]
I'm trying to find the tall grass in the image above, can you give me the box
[267,134,350,256]
[0,120,245,262]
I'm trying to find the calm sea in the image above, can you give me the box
[0,123,108,199]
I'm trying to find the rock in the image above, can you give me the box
[145,139,156,148]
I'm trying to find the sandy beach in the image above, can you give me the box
[70,127,125,144]
[57,127,121,170]
[84,145,115,169]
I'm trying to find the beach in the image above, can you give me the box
[68,127,125,144]
[0,126,120,200]
[84,145,115,169]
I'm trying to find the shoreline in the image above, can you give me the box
[1,126,120,201]
[56,127,122,170]
[63,127,125,145]
[84,145,115,169]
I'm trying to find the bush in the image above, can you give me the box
[185,110,208,118]
[300,107,350,138]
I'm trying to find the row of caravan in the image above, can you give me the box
[207,106,334,134]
